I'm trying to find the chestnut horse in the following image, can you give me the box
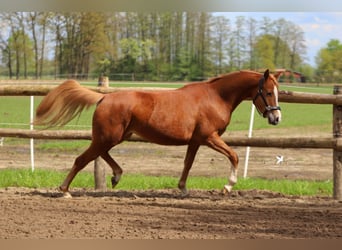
[35,69,281,198]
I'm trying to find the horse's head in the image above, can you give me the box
[253,69,281,125]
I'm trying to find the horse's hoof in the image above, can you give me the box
[222,185,232,195]
[57,186,72,198]
[111,176,119,188]
[179,188,189,198]
[63,192,73,199]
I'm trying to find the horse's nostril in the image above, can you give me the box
[274,116,281,125]
[269,114,280,125]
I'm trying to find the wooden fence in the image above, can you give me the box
[0,84,342,200]
[0,127,340,149]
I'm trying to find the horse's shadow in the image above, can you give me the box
[28,188,231,200]
[27,188,283,200]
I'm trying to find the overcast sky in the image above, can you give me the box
[221,12,342,67]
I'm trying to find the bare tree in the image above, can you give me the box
[27,12,49,79]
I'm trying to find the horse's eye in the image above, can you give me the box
[266,92,272,97]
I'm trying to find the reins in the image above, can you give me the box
[253,76,281,117]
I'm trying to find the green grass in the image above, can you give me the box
[0,96,329,132]
[230,101,331,131]
[0,82,334,132]
[0,168,332,196]
[0,96,94,130]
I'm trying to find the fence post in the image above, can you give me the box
[98,76,109,88]
[333,86,342,200]
[94,157,107,191]
[93,76,109,191]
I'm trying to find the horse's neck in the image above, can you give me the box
[212,76,257,110]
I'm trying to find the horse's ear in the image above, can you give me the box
[264,69,270,80]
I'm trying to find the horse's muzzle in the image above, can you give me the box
[266,110,281,125]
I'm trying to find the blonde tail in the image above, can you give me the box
[34,80,104,127]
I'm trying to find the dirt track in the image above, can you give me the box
[0,187,341,239]
[1,128,342,239]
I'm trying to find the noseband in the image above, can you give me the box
[253,76,281,117]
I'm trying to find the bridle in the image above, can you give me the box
[253,76,281,117]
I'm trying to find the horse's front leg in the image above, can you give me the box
[224,165,238,194]
[178,143,200,195]
[206,132,239,194]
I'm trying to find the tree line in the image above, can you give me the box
[0,12,339,83]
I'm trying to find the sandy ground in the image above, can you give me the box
[0,128,341,239]
[0,187,341,239]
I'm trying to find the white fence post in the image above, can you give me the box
[243,103,255,178]
[30,96,35,172]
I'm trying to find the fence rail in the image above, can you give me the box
[1,84,342,105]
[0,128,340,150]
[1,84,342,200]
[0,85,170,96]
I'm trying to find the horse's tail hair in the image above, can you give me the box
[34,80,104,128]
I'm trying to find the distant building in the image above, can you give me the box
[273,69,306,83]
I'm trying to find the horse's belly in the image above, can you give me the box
[132,126,192,146]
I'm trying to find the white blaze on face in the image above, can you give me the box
[273,85,281,122]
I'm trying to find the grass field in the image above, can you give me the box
[0,82,335,157]
[0,168,332,196]
[0,82,334,131]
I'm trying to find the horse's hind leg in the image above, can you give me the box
[100,151,123,188]
[99,132,132,188]
[59,143,102,197]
